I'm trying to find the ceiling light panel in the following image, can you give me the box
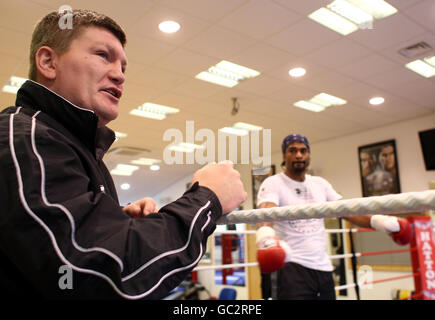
[311,93,347,107]
[405,60,435,78]
[423,56,435,68]
[233,122,263,131]
[347,0,397,19]
[110,164,139,176]
[114,131,127,142]
[309,0,397,35]
[130,103,179,120]
[219,127,249,136]
[294,92,347,112]
[308,7,359,36]
[328,0,373,26]
[294,100,326,113]
[130,157,161,166]
[168,142,205,153]
[195,60,260,88]
[2,76,27,94]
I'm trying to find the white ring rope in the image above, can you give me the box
[218,190,435,225]
[212,229,371,235]
[194,262,258,272]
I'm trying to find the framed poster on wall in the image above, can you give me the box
[358,139,401,197]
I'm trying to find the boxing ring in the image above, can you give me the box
[193,190,435,300]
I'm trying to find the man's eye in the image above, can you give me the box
[97,51,108,59]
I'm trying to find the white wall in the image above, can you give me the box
[309,114,435,198]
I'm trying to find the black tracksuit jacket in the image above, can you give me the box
[0,80,222,299]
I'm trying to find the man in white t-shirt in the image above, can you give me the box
[256,134,411,300]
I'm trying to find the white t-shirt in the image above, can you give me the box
[256,173,342,271]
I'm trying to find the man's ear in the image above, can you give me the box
[35,46,58,81]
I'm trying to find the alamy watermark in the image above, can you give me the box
[58,5,73,30]
[58,264,73,290]
[162,121,271,167]
[357,265,373,290]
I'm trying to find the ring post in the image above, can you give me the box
[408,216,435,300]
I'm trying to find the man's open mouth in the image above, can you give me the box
[102,88,121,99]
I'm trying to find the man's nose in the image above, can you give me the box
[110,62,125,85]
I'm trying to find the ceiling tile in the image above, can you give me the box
[131,5,211,46]
[171,78,225,100]
[348,13,426,51]
[304,38,372,69]
[218,0,301,40]
[235,75,289,97]
[265,17,341,56]
[160,0,248,22]
[337,53,399,80]
[365,66,424,92]
[386,78,435,108]
[154,48,217,77]
[230,42,296,73]
[272,0,330,15]
[184,25,257,59]
[0,0,52,34]
[403,0,435,31]
[124,34,175,66]
[298,70,356,94]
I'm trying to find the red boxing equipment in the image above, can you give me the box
[257,237,286,273]
[392,218,413,246]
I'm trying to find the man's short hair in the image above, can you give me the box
[28,9,127,80]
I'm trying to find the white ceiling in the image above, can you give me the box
[1,0,434,204]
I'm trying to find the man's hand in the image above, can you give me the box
[256,226,290,273]
[123,197,159,218]
[192,161,247,214]
[370,215,413,245]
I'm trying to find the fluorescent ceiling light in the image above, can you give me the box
[405,60,435,78]
[195,60,260,88]
[168,142,204,153]
[347,0,397,19]
[424,56,435,68]
[114,131,127,141]
[311,93,347,107]
[168,145,195,153]
[328,0,373,26]
[294,101,325,113]
[158,20,180,33]
[289,67,306,78]
[130,102,179,120]
[309,1,397,35]
[293,92,346,112]
[216,60,260,79]
[233,122,263,131]
[195,71,239,88]
[179,142,204,150]
[369,97,385,105]
[131,157,161,166]
[2,76,27,94]
[110,164,139,176]
[309,7,359,36]
[219,127,249,136]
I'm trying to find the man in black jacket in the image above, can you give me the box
[0,9,247,299]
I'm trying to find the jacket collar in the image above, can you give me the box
[15,80,115,158]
